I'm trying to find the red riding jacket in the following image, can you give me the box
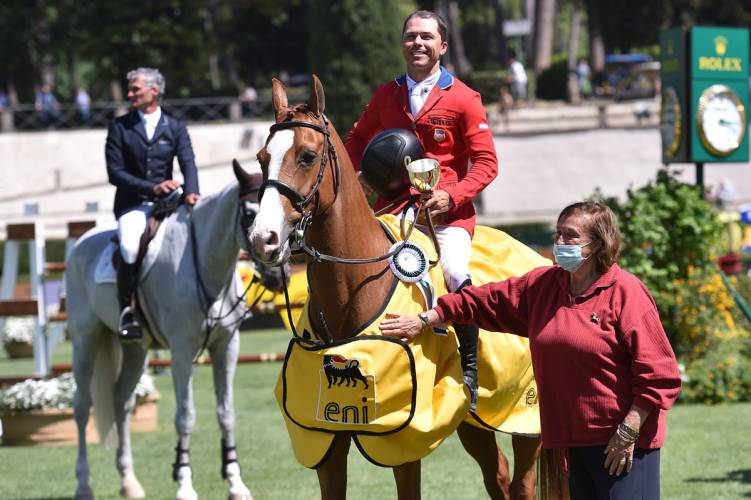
[345,67,498,236]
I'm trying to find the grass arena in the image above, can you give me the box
[0,330,748,499]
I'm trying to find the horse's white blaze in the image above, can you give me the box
[251,130,294,259]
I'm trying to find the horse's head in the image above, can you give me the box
[249,75,339,266]
[232,159,264,253]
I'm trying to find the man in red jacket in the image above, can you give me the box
[346,10,498,410]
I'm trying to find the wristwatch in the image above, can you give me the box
[418,312,430,327]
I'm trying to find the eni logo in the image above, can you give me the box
[524,387,538,406]
[698,34,741,72]
[317,354,376,425]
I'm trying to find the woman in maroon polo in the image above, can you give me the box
[380,201,681,499]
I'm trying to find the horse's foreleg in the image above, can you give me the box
[172,353,198,500]
[510,435,542,500]
[456,422,511,500]
[316,434,351,500]
[72,333,100,500]
[114,343,148,499]
[210,332,252,500]
[392,460,421,500]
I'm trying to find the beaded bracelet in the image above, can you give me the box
[617,422,640,443]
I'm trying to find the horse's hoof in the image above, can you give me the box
[74,483,95,500]
[120,480,145,499]
[228,487,253,500]
[175,487,199,500]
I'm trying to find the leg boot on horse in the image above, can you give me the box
[116,259,142,342]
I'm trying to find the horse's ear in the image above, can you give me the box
[233,159,256,188]
[271,78,288,122]
[308,74,325,116]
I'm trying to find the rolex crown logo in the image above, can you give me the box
[714,35,728,56]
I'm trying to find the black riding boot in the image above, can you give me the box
[456,323,479,413]
[117,261,142,342]
[453,277,478,412]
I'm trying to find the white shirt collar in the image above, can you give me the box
[406,71,441,94]
[138,107,162,140]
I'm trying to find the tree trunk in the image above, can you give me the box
[204,0,222,90]
[532,0,556,75]
[492,0,508,66]
[34,0,54,87]
[437,0,473,78]
[566,0,582,103]
[586,0,605,73]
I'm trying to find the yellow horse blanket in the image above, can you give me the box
[271,215,550,467]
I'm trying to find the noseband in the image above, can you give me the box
[258,115,340,218]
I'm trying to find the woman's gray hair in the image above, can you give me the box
[127,67,166,97]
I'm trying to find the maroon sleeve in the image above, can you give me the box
[434,275,530,336]
[618,281,682,411]
[443,91,498,208]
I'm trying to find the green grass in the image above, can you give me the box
[1,329,750,499]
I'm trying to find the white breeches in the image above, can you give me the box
[428,225,472,292]
[117,206,151,264]
[404,207,472,291]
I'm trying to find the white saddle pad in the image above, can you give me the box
[94,222,168,284]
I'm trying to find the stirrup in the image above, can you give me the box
[118,306,143,342]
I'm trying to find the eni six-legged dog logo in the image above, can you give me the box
[316,354,376,425]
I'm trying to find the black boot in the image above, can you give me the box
[455,323,479,413]
[116,260,142,343]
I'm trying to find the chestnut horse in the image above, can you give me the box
[249,76,559,499]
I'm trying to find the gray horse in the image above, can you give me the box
[67,163,266,500]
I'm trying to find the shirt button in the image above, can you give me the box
[411,123,416,130]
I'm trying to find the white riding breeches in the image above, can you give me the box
[430,225,472,292]
[117,205,152,264]
[404,206,472,292]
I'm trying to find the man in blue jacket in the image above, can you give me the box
[105,67,200,341]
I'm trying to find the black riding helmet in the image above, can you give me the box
[360,128,425,200]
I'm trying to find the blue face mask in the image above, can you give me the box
[553,242,591,272]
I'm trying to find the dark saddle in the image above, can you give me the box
[114,188,184,343]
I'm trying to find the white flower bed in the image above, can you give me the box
[0,372,157,412]
[1,317,36,345]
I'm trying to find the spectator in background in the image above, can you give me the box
[75,87,91,125]
[576,59,592,98]
[508,49,528,106]
[0,89,9,109]
[35,83,60,129]
[497,84,513,131]
[239,85,258,117]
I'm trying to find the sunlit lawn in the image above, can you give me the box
[1,327,750,499]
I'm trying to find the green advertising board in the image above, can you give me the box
[660,27,688,163]
[660,26,749,164]
[690,26,749,162]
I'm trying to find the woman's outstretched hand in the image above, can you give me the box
[380,312,424,342]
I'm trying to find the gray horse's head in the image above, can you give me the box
[233,159,289,292]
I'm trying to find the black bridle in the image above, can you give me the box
[258,115,340,221]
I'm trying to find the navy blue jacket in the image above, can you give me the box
[105,109,199,217]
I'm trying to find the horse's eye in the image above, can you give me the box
[299,150,317,166]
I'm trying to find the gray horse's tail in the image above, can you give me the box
[91,335,122,448]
